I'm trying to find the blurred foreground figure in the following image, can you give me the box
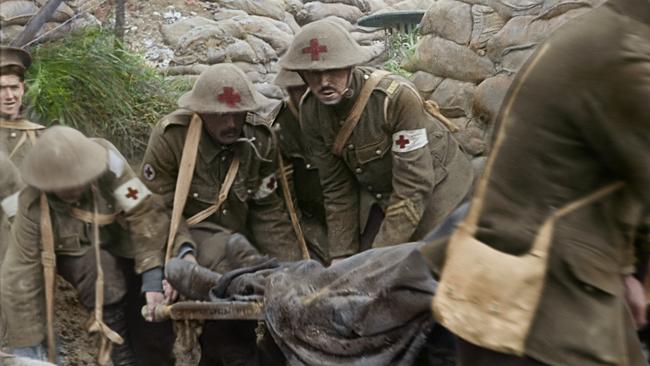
[422,0,650,365]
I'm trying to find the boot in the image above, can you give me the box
[165,258,222,301]
[103,303,136,366]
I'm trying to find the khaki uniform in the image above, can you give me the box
[141,109,302,264]
[301,67,473,258]
[0,139,169,348]
[424,0,650,364]
[274,101,329,261]
[0,117,43,260]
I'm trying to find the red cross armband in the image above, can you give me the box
[113,177,152,213]
[253,173,278,200]
[392,128,428,153]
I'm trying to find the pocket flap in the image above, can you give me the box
[564,245,620,296]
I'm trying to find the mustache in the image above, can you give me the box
[220,128,240,136]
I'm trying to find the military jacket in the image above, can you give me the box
[140,109,301,261]
[425,1,650,364]
[0,151,21,262]
[0,139,169,348]
[301,67,472,258]
[274,101,329,260]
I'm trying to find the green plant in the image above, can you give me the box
[24,27,191,161]
[383,27,419,77]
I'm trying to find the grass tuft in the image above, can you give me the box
[383,28,419,78]
[24,27,192,161]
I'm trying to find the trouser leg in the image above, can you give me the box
[57,249,135,366]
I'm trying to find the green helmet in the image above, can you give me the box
[273,68,305,88]
[21,126,107,191]
[279,19,372,71]
[178,63,271,114]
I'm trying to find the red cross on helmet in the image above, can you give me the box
[280,19,372,71]
[178,63,271,113]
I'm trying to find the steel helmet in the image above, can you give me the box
[21,126,107,191]
[273,68,305,88]
[178,63,271,113]
[279,19,372,71]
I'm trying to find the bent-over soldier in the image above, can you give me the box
[1,127,171,365]
[280,19,473,260]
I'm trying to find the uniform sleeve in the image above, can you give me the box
[582,34,650,204]
[0,194,46,348]
[106,143,168,274]
[372,85,437,247]
[301,102,360,258]
[139,124,197,257]
[248,135,302,261]
[0,152,23,220]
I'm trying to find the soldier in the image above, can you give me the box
[272,69,329,262]
[140,63,301,364]
[0,46,44,261]
[280,19,473,261]
[0,126,171,365]
[422,0,650,364]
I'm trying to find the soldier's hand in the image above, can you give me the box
[163,279,178,304]
[144,291,166,322]
[624,275,647,329]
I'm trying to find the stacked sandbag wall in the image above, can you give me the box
[406,0,606,156]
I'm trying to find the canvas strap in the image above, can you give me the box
[276,150,310,260]
[39,193,57,364]
[69,207,117,225]
[8,128,39,160]
[0,118,45,130]
[331,70,390,156]
[164,114,203,263]
[186,155,240,226]
[424,100,459,133]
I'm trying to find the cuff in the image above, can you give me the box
[141,267,163,293]
[177,243,196,259]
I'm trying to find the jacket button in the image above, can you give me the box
[221,156,227,161]
[222,209,228,215]
[306,163,312,169]
[375,193,383,199]
[367,185,373,191]
[375,149,382,155]
[348,144,355,150]
[355,167,363,174]
[192,192,199,198]
[246,189,253,194]
[10,132,17,138]
[363,74,369,80]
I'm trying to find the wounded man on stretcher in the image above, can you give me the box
[154,234,455,366]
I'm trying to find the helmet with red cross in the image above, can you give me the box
[279,19,372,71]
[178,63,271,113]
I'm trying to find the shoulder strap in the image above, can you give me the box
[424,100,459,133]
[69,207,117,225]
[39,193,57,363]
[0,119,45,131]
[332,70,391,156]
[276,149,310,260]
[186,155,240,226]
[164,114,203,263]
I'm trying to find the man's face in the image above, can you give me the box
[52,185,87,204]
[202,112,246,145]
[299,68,351,105]
[0,74,25,119]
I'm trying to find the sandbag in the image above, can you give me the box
[407,35,495,83]
[409,71,443,100]
[304,0,372,13]
[224,39,258,63]
[388,0,436,10]
[420,0,472,46]
[219,0,286,20]
[429,78,476,118]
[35,0,74,23]
[0,1,38,26]
[235,15,293,53]
[296,2,364,25]
[0,24,23,43]
[469,5,505,51]
[245,35,278,64]
[256,83,284,99]
[460,0,544,19]
[161,17,242,50]
[472,73,512,125]
[449,117,487,156]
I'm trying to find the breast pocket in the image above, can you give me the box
[354,135,391,165]
[185,183,219,215]
[55,235,81,253]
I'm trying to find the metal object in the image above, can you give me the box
[357,10,425,34]
[142,301,264,322]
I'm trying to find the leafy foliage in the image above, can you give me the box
[24,27,192,160]
[383,28,419,78]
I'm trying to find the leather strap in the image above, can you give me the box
[8,129,39,159]
[186,155,240,226]
[39,193,57,364]
[331,70,390,156]
[69,207,117,225]
[0,118,45,130]
[164,114,203,263]
[424,100,459,133]
[86,185,123,366]
[286,98,300,120]
[276,150,310,260]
